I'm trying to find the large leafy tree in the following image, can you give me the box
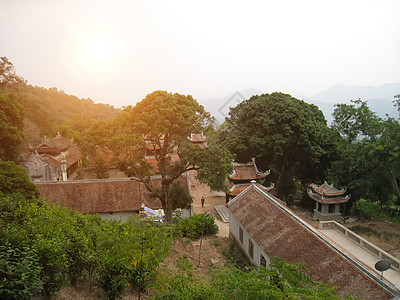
[81,91,233,222]
[331,98,382,142]
[329,99,400,209]
[0,90,25,161]
[0,56,25,90]
[218,92,338,201]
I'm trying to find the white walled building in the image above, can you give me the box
[227,182,392,299]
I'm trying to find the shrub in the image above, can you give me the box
[352,199,400,223]
[97,253,127,300]
[179,213,218,240]
[0,243,43,300]
[0,161,40,199]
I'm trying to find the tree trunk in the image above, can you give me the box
[161,182,174,223]
[164,201,174,223]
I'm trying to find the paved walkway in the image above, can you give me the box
[320,228,400,290]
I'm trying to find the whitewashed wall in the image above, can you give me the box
[229,211,270,267]
[97,211,138,222]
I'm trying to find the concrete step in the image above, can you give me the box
[215,205,229,223]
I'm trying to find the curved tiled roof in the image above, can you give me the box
[229,162,270,181]
[228,182,274,197]
[310,181,346,196]
[307,189,350,204]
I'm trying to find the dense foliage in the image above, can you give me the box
[328,99,400,214]
[0,165,174,299]
[218,92,338,201]
[178,213,219,240]
[151,256,341,299]
[0,91,25,161]
[17,85,120,137]
[0,57,25,90]
[1,57,121,149]
[80,90,234,222]
[0,161,39,199]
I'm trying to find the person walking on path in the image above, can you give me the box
[201,196,205,207]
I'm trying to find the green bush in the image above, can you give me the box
[0,168,176,298]
[0,243,43,300]
[97,253,128,300]
[178,213,218,240]
[95,218,174,299]
[352,199,400,223]
[0,161,40,199]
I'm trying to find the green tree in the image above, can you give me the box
[77,120,116,178]
[329,99,400,212]
[0,161,39,199]
[53,125,80,140]
[0,57,25,90]
[93,157,110,179]
[393,94,400,117]
[218,92,337,201]
[82,91,234,222]
[331,98,382,142]
[0,91,25,161]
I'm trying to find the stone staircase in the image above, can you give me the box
[215,205,229,223]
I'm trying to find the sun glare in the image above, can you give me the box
[65,24,125,80]
[89,36,113,61]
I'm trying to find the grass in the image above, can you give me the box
[350,225,400,241]
[353,199,400,224]
[350,225,380,237]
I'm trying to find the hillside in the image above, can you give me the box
[14,84,121,146]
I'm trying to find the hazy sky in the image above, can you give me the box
[1,0,399,107]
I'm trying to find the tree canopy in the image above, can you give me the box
[0,161,39,199]
[80,91,234,222]
[0,56,25,90]
[0,90,25,161]
[328,99,400,210]
[218,92,338,201]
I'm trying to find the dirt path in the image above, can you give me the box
[189,170,230,237]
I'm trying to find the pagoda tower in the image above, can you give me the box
[225,158,273,202]
[308,181,350,221]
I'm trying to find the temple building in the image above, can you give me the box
[189,132,208,149]
[226,158,273,202]
[308,181,350,221]
[20,133,82,182]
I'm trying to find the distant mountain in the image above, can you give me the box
[306,83,400,123]
[309,82,400,103]
[199,83,400,125]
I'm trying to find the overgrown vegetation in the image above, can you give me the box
[0,163,346,299]
[150,256,343,299]
[0,162,176,299]
[178,212,218,240]
[352,199,400,224]
[0,163,224,299]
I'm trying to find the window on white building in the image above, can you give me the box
[260,254,266,267]
[249,239,254,259]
